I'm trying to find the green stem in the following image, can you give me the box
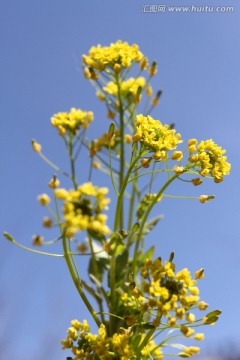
[109,152,141,334]
[132,173,179,275]
[38,151,70,178]
[62,235,101,327]
[8,240,64,257]
[116,73,125,230]
[68,136,78,190]
[127,181,136,231]
[113,152,142,232]
[54,192,100,327]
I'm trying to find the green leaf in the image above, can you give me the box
[108,122,115,140]
[131,222,140,233]
[88,257,109,282]
[136,246,155,267]
[141,215,163,237]
[206,310,222,318]
[178,353,190,358]
[131,334,142,349]
[108,232,124,247]
[204,315,219,324]
[115,249,129,285]
[141,322,155,329]
[3,232,15,242]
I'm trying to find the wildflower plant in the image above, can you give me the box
[4,40,230,359]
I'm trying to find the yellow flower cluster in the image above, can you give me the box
[89,131,120,157]
[188,139,231,183]
[54,182,110,238]
[103,77,146,98]
[120,258,208,351]
[133,115,182,155]
[51,108,93,135]
[61,319,162,360]
[82,40,144,71]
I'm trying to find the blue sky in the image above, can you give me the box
[1,0,240,359]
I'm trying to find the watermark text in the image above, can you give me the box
[141,4,234,13]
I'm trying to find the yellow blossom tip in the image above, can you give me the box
[199,195,215,203]
[32,140,42,152]
[37,194,51,206]
[32,234,44,246]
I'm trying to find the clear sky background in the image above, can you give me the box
[1,1,240,359]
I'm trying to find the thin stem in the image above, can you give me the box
[62,235,101,327]
[38,151,70,178]
[114,152,142,232]
[132,173,179,275]
[116,73,125,230]
[7,240,64,257]
[54,193,101,327]
[108,146,119,196]
[127,181,136,231]
[68,136,78,189]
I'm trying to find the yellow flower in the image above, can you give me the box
[188,138,231,182]
[56,182,110,238]
[186,313,195,323]
[67,326,78,341]
[51,107,93,135]
[82,40,144,71]
[180,325,195,337]
[194,333,205,341]
[182,346,200,356]
[48,175,60,189]
[71,319,82,330]
[54,188,68,200]
[173,165,184,174]
[125,134,132,144]
[103,77,146,101]
[198,301,209,310]
[133,114,182,154]
[172,151,183,161]
[37,194,50,206]
[32,140,42,152]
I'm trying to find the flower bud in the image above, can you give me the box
[171,151,183,161]
[32,140,41,152]
[140,57,148,70]
[32,234,44,246]
[113,63,121,73]
[195,268,204,279]
[107,109,116,119]
[125,134,132,144]
[191,178,202,186]
[48,175,60,189]
[188,144,197,153]
[43,217,53,228]
[194,333,205,341]
[149,60,157,76]
[173,166,184,174]
[37,194,50,206]
[141,158,150,168]
[146,84,153,97]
